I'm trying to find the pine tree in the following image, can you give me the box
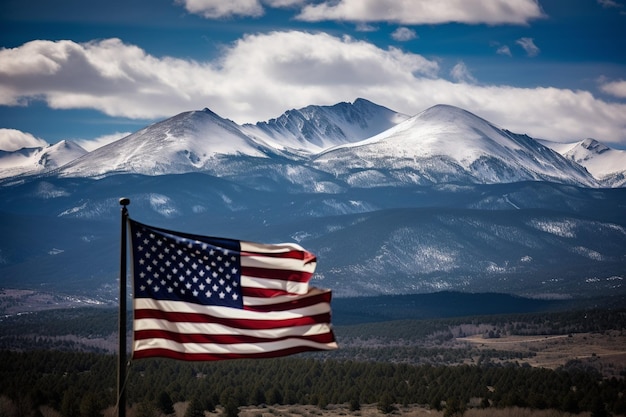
[157,391,175,415]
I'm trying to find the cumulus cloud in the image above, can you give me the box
[1,32,626,146]
[600,79,626,98]
[391,27,417,42]
[175,0,264,18]
[296,0,545,25]
[516,37,540,57]
[0,33,439,121]
[175,0,303,18]
[450,62,477,84]
[0,128,48,151]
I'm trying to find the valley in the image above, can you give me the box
[2,99,626,415]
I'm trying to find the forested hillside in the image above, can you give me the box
[2,350,626,416]
[1,296,625,416]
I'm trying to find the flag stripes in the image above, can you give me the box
[129,219,337,361]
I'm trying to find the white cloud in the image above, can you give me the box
[175,0,303,18]
[597,0,623,8]
[391,27,417,42]
[355,23,378,32]
[0,38,213,118]
[176,0,264,18]
[516,37,540,57]
[0,128,48,151]
[450,62,477,84]
[1,32,626,147]
[496,45,512,56]
[74,132,130,151]
[264,0,304,7]
[600,80,626,98]
[296,0,545,25]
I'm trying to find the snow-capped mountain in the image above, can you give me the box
[0,140,87,179]
[313,105,598,187]
[242,98,409,153]
[1,99,618,189]
[56,99,409,179]
[541,138,626,187]
[1,98,625,302]
[57,108,277,178]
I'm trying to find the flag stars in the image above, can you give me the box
[132,223,242,308]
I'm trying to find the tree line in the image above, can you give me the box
[1,350,625,417]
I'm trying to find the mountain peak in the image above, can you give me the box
[579,138,609,154]
[0,140,87,178]
[314,104,597,187]
[242,98,409,153]
[557,138,626,185]
[58,108,272,177]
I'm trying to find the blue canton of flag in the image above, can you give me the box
[131,221,244,309]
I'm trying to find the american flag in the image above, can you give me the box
[129,219,337,361]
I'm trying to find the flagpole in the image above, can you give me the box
[118,197,130,417]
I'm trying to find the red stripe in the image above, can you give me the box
[133,344,331,361]
[242,266,313,283]
[134,308,332,329]
[242,249,316,264]
[134,329,336,345]
[242,287,290,298]
[243,291,332,312]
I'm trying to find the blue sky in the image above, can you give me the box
[1,0,625,152]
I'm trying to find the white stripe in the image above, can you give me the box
[133,298,331,320]
[240,241,308,254]
[134,337,338,355]
[134,319,333,338]
[241,275,309,295]
[241,255,316,274]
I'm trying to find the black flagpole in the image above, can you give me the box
[118,197,130,417]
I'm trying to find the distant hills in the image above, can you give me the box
[0,99,625,301]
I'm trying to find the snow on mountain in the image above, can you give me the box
[242,98,409,153]
[0,140,87,179]
[540,138,626,187]
[58,108,275,177]
[8,99,616,189]
[313,104,598,187]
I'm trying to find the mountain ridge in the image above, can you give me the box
[312,104,598,187]
[1,99,625,301]
[1,98,623,187]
